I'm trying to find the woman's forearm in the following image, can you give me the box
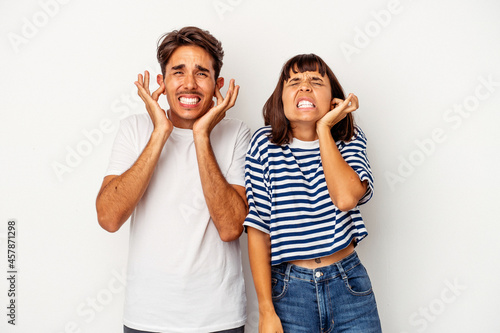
[317,127,367,211]
[247,227,274,313]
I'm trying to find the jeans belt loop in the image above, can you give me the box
[284,263,292,283]
[336,261,348,280]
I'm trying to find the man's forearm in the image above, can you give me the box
[194,134,248,242]
[96,129,169,232]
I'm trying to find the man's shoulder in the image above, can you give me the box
[213,118,250,138]
[120,113,151,126]
[217,117,248,130]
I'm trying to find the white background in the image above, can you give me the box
[1,0,499,332]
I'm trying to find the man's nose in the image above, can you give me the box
[183,73,197,90]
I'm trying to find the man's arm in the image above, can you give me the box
[96,71,172,232]
[194,135,248,241]
[193,79,248,242]
[96,129,169,232]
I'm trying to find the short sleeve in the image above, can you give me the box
[105,116,141,176]
[338,127,374,205]
[224,121,251,187]
[243,129,273,234]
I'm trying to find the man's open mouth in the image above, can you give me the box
[179,97,201,105]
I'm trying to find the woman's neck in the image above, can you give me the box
[291,123,319,141]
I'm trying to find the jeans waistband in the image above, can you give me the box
[271,251,361,282]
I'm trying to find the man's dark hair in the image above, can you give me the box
[263,54,355,145]
[157,26,224,80]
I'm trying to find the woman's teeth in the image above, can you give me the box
[297,100,314,108]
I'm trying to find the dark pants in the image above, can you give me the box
[124,325,245,333]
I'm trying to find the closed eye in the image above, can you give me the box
[287,78,301,86]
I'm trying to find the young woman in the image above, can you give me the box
[244,54,382,333]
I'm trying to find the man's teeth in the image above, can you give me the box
[297,100,314,108]
[179,97,200,105]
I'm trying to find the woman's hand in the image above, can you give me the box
[316,93,359,131]
[259,311,284,333]
[134,71,173,136]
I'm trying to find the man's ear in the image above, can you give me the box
[216,77,224,90]
[157,74,166,94]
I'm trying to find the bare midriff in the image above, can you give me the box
[289,240,355,269]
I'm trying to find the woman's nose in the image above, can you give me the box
[299,80,312,91]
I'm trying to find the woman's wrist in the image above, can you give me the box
[258,302,277,316]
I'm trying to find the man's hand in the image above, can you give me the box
[193,79,239,137]
[316,93,359,132]
[135,71,173,136]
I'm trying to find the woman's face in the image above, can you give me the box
[282,69,333,129]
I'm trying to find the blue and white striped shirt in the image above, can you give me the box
[243,126,374,266]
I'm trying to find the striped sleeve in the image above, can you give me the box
[339,127,374,205]
[243,128,272,234]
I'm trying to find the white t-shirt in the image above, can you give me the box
[106,114,249,332]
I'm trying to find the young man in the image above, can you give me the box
[96,26,249,333]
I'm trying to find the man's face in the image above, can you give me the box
[159,45,222,129]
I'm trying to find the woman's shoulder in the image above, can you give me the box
[247,126,273,157]
[250,125,272,145]
[354,125,367,140]
[337,125,368,151]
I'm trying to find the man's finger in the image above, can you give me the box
[214,85,224,106]
[144,71,151,94]
[227,85,239,109]
[134,82,148,103]
[152,84,165,101]
[219,79,237,109]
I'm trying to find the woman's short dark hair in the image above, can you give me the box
[157,26,224,80]
[263,54,355,145]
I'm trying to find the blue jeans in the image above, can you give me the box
[123,325,245,333]
[271,251,382,333]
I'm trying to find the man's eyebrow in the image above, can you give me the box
[195,65,210,72]
[170,64,210,73]
[171,64,185,71]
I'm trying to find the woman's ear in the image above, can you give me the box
[330,98,336,110]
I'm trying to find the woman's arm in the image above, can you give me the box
[247,227,283,333]
[316,94,367,211]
